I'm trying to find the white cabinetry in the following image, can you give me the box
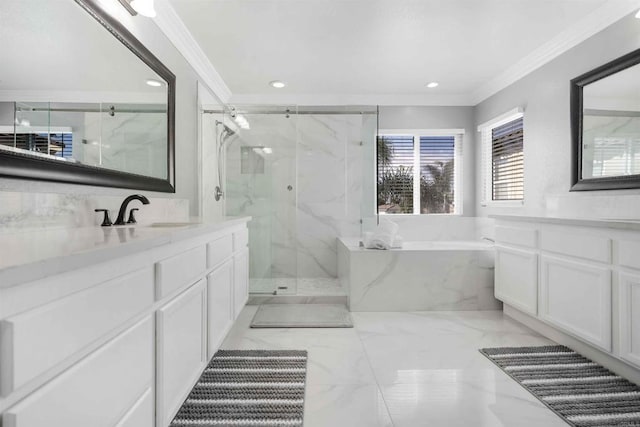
[2,317,153,427]
[540,255,611,351]
[495,246,538,315]
[0,219,250,427]
[619,271,640,367]
[234,249,249,319]
[207,260,234,359]
[157,280,207,427]
[493,216,640,375]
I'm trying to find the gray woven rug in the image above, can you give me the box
[170,350,308,427]
[480,345,640,426]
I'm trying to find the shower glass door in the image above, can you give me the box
[224,105,298,295]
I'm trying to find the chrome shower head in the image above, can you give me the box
[216,120,236,143]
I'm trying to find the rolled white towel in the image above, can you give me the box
[391,235,403,249]
[367,220,399,250]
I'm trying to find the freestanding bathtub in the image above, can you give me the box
[337,238,500,312]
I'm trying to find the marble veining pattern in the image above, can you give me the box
[339,239,500,312]
[223,306,567,426]
[0,191,189,231]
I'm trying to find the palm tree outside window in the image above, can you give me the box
[377,131,463,215]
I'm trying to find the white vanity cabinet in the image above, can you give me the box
[207,260,234,359]
[495,246,538,315]
[493,215,640,375]
[156,280,207,427]
[0,219,250,427]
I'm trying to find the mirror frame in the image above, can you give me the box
[570,47,640,191]
[0,0,176,192]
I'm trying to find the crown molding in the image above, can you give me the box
[229,92,475,106]
[470,0,640,105]
[153,0,232,103]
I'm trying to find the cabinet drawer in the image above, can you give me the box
[618,239,640,270]
[0,267,153,396]
[540,230,610,263]
[540,255,611,351]
[2,316,153,427]
[233,228,249,252]
[495,226,537,248]
[157,280,207,427]
[156,245,206,299]
[207,234,233,269]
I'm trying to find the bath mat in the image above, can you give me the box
[170,350,308,427]
[250,304,353,328]
[480,345,640,426]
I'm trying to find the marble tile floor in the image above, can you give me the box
[221,306,568,427]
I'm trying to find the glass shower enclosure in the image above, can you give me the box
[220,105,377,295]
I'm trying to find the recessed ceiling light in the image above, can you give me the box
[426,82,439,88]
[269,80,286,89]
[146,79,163,87]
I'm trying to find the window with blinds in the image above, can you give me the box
[491,117,523,201]
[377,132,459,215]
[377,135,414,214]
[0,132,73,158]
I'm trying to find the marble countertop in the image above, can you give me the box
[0,217,250,289]
[490,215,640,231]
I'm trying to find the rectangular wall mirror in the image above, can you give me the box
[571,47,640,191]
[0,0,175,192]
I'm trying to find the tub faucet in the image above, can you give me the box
[114,194,150,225]
[482,237,495,243]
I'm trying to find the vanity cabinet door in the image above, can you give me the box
[540,255,611,351]
[156,280,207,427]
[2,317,153,427]
[495,246,538,315]
[619,271,640,367]
[207,260,234,359]
[233,249,249,319]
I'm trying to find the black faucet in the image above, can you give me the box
[114,194,150,225]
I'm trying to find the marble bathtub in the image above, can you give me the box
[337,238,500,312]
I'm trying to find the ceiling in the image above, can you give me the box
[168,0,633,105]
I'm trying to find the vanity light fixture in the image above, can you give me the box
[269,80,286,88]
[262,147,273,154]
[146,79,163,87]
[118,0,156,17]
[426,82,439,88]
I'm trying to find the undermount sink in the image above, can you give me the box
[148,222,196,228]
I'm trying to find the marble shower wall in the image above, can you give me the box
[225,111,376,281]
[296,114,373,278]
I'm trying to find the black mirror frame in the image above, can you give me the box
[570,47,640,191]
[0,0,176,193]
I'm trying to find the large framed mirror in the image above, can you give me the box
[571,48,640,191]
[0,0,175,192]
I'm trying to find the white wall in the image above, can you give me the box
[378,105,477,216]
[0,0,213,225]
[475,13,640,219]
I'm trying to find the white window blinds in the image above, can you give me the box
[491,117,524,201]
[377,131,461,215]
